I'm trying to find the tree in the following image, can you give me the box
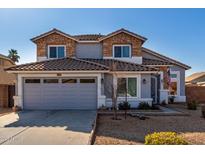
[8,49,20,63]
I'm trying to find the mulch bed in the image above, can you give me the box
[94,104,205,145]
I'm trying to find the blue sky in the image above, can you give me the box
[0,9,205,76]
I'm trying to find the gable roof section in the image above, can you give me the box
[99,28,147,43]
[31,28,78,42]
[0,53,15,65]
[83,58,157,72]
[142,47,191,70]
[6,57,109,72]
[73,34,105,41]
[186,72,205,83]
[6,58,157,72]
[142,58,173,66]
[31,28,147,43]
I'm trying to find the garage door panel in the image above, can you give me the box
[23,78,97,110]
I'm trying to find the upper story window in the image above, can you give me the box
[48,45,66,59]
[113,45,131,58]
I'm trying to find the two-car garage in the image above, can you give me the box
[23,77,97,110]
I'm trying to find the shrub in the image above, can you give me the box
[138,102,151,110]
[168,96,175,103]
[118,101,131,110]
[118,101,131,119]
[187,100,197,110]
[145,132,188,145]
[202,105,205,118]
[161,100,167,106]
[151,104,160,110]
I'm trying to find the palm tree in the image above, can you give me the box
[8,49,20,63]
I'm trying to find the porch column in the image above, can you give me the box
[159,71,169,104]
[97,74,106,108]
[13,74,23,108]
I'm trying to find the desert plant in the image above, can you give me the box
[138,102,151,110]
[201,105,205,118]
[99,104,108,110]
[118,101,131,119]
[145,132,188,145]
[169,96,175,103]
[187,100,197,110]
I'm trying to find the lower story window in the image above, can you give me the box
[169,72,179,95]
[43,79,59,83]
[117,78,137,97]
[169,82,177,95]
[80,79,95,83]
[25,79,40,83]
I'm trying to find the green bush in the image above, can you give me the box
[145,132,188,145]
[118,101,131,110]
[168,96,175,103]
[187,100,197,110]
[202,105,205,118]
[138,102,151,110]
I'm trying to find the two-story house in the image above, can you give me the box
[6,28,191,110]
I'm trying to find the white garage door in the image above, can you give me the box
[23,78,97,110]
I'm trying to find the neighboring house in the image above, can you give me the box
[6,28,190,110]
[0,54,16,108]
[186,72,205,86]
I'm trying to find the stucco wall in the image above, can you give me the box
[170,66,185,96]
[76,43,102,58]
[104,73,113,98]
[141,74,151,98]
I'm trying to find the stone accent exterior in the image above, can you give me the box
[0,85,8,107]
[159,66,169,89]
[35,32,76,58]
[102,32,143,57]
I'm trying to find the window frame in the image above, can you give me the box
[47,45,66,59]
[169,71,180,96]
[43,79,59,84]
[25,79,41,84]
[80,78,96,83]
[117,77,138,97]
[62,78,77,84]
[112,44,131,58]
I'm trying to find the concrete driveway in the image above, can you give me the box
[0,110,96,145]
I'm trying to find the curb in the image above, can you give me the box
[88,112,98,145]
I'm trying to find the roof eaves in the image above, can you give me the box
[0,54,15,65]
[142,47,191,70]
[31,28,78,43]
[99,28,147,42]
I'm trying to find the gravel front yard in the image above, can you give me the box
[94,104,205,145]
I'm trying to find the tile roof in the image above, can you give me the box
[99,28,147,42]
[142,58,173,66]
[6,58,109,72]
[73,34,104,41]
[31,28,78,42]
[83,58,157,72]
[186,72,205,82]
[6,58,157,72]
[142,47,191,70]
[31,28,147,43]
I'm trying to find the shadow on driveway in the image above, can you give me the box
[4,110,96,133]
